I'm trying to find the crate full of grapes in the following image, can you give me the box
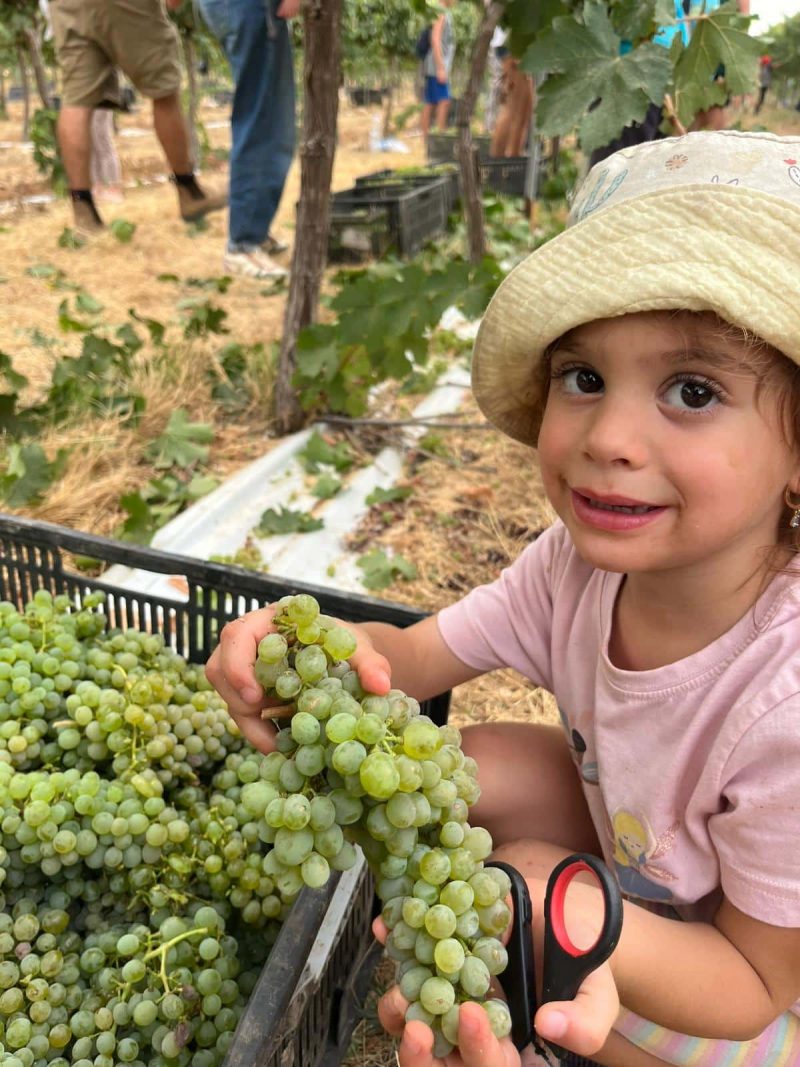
[0,513,452,1067]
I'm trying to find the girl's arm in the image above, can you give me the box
[615,894,800,1040]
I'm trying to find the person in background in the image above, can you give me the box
[489,56,533,158]
[483,20,507,135]
[90,108,123,204]
[421,0,456,139]
[48,0,226,235]
[197,0,300,280]
[755,55,773,115]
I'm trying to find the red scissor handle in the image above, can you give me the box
[542,853,623,1006]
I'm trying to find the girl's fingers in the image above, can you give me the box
[397,1020,438,1065]
[534,963,619,1059]
[206,607,277,703]
[456,1002,521,1067]
[377,985,409,1038]
[348,637,392,696]
[372,916,389,945]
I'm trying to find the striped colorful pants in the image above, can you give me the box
[615,1006,800,1066]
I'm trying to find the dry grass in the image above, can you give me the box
[0,90,428,538]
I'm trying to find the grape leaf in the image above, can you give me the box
[298,431,355,473]
[311,472,343,499]
[147,409,214,469]
[255,507,324,535]
[357,548,417,591]
[365,485,412,505]
[523,0,672,154]
[0,443,68,506]
[672,3,760,128]
[111,219,137,244]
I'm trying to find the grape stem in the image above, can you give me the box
[142,926,209,994]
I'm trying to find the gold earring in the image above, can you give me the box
[785,487,800,530]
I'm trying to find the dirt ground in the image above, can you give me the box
[0,92,428,391]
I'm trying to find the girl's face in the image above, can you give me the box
[537,312,800,581]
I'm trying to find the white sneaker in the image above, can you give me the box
[223,248,288,279]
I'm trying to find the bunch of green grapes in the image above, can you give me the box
[255,594,513,1056]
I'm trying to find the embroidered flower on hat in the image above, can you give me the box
[665,153,689,170]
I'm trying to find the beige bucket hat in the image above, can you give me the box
[472,130,800,447]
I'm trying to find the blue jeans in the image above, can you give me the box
[198,0,295,251]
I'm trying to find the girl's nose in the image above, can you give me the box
[582,398,647,467]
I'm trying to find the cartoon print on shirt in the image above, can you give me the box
[610,810,678,902]
[558,706,599,784]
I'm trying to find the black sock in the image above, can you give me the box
[172,172,204,199]
[70,189,103,225]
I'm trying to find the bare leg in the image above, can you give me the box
[421,102,434,138]
[151,91,193,173]
[461,722,601,853]
[435,98,450,131]
[58,105,93,189]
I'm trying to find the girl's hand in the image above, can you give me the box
[372,907,620,1067]
[381,990,531,1067]
[204,606,393,753]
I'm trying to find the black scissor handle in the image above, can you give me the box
[486,860,536,1052]
[541,852,622,1005]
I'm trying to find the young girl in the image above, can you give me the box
[206,130,800,1067]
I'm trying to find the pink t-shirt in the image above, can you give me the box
[438,521,800,928]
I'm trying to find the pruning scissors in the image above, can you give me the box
[488,854,623,1065]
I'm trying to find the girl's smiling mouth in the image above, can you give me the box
[571,489,667,530]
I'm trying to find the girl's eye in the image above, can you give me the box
[663,377,722,412]
[554,366,604,395]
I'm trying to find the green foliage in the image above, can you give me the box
[57,228,87,251]
[119,473,218,543]
[180,299,229,339]
[294,255,503,418]
[357,548,417,590]
[297,431,356,474]
[365,484,413,505]
[311,472,343,499]
[146,409,214,470]
[0,443,69,507]
[514,0,758,151]
[254,507,324,536]
[671,4,760,128]
[110,219,137,244]
[30,109,66,195]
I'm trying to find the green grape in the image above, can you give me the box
[322,627,357,661]
[424,904,458,940]
[406,1001,436,1026]
[274,827,314,866]
[325,712,358,744]
[419,850,451,886]
[419,976,456,1015]
[359,751,400,799]
[402,720,441,760]
[301,853,330,888]
[460,954,491,998]
[399,964,433,1001]
[258,633,288,664]
[434,937,465,973]
[275,670,303,700]
[483,998,513,1039]
[439,880,474,916]
[331,740,367,776]
[471,937,508,976]
[294,646,328,684]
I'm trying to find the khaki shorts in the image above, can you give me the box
[50,0,182,108]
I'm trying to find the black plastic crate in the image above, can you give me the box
[0,513,450,1067]
[328,203,395,263]
[347,86,387,107]
[355,166,460,216]
[332,179,448,258]
[426,131,492,164]
[478,155,530,197]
